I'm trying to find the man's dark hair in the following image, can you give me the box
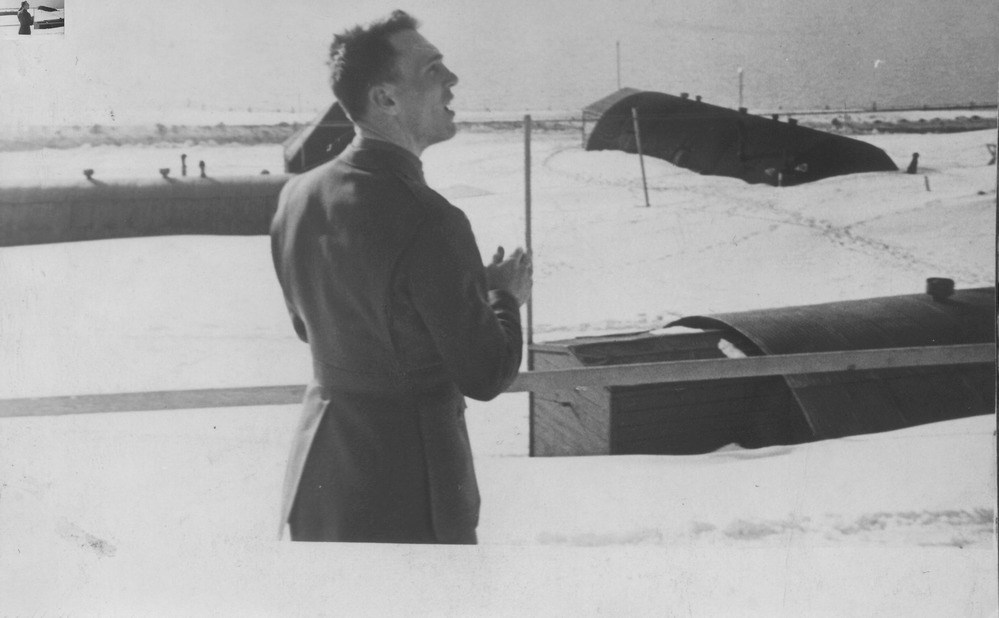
[328,10,420,121]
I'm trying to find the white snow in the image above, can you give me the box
[0,126,996,615]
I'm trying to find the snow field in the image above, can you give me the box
[0,126,995,614]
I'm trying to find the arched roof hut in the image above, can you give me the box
[585,90,898,186]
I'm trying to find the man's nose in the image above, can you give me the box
[445,66,458,88]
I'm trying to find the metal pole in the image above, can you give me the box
[616,41,621,90]
[631,107,650,208]
[738,67,744,108]
[523,114,535,457]
[872,59,882,111]
[523,114,533,350]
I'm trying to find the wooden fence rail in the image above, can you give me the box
[0,344,993,419]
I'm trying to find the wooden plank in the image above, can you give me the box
[0,385,305,418]
[509,344,994,392]
[0,344,992,419]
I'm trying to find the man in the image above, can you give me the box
[270,10,532,544]
[17,1,33,35]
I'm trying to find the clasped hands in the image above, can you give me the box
[484,246,533,306]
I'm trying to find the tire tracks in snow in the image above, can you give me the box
[540,146,985,282]
[735,198,985,282]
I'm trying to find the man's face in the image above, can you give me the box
[385,29,459,150]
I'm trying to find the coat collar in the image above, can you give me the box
[343,135,425,183]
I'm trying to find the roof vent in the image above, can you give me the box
[926,277,955,302]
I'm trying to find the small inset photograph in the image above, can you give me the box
[0,0,64,37]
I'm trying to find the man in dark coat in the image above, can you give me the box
[270,10,532,544]
[17,1,33,34]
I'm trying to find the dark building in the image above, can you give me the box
[585,90,899,186]
[283,103,355,174]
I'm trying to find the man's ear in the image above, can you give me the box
[368,84,398,116]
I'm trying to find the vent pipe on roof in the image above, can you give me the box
[926,277,955,302]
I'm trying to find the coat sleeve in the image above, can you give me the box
[270,178,309,344]
[403,210,523,401]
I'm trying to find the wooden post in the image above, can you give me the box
[631,107,651,208]
[524,114,535,456]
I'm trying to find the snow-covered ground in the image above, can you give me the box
[0,127,996,615]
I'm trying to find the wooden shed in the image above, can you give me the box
[529,328,810,456]
[529,287,995,457]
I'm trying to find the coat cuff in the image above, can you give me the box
[487,289,521,313]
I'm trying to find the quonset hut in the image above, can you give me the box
[283,103,355,174]
[529,286,995,456]
[584,89,898,186]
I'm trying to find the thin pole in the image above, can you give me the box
[631,107,650,208]
[738,67,744,108]
[616,41,621,90]
[523,115,533,349]
[523,114,535,457]
[872,59,882,111]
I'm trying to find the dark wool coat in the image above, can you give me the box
[17,8,33,34]
[270,137,523,544]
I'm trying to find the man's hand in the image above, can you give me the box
[485,246,533,307]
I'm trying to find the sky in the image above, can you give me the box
[0,0,997,126]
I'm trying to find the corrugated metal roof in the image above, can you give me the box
[669,288,996,439]
[584,90,898,186]
[582,87,643,118]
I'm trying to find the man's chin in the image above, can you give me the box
[430,123,458,146]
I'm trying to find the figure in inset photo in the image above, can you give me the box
[2,0,64,37]
[17,1,33,34]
